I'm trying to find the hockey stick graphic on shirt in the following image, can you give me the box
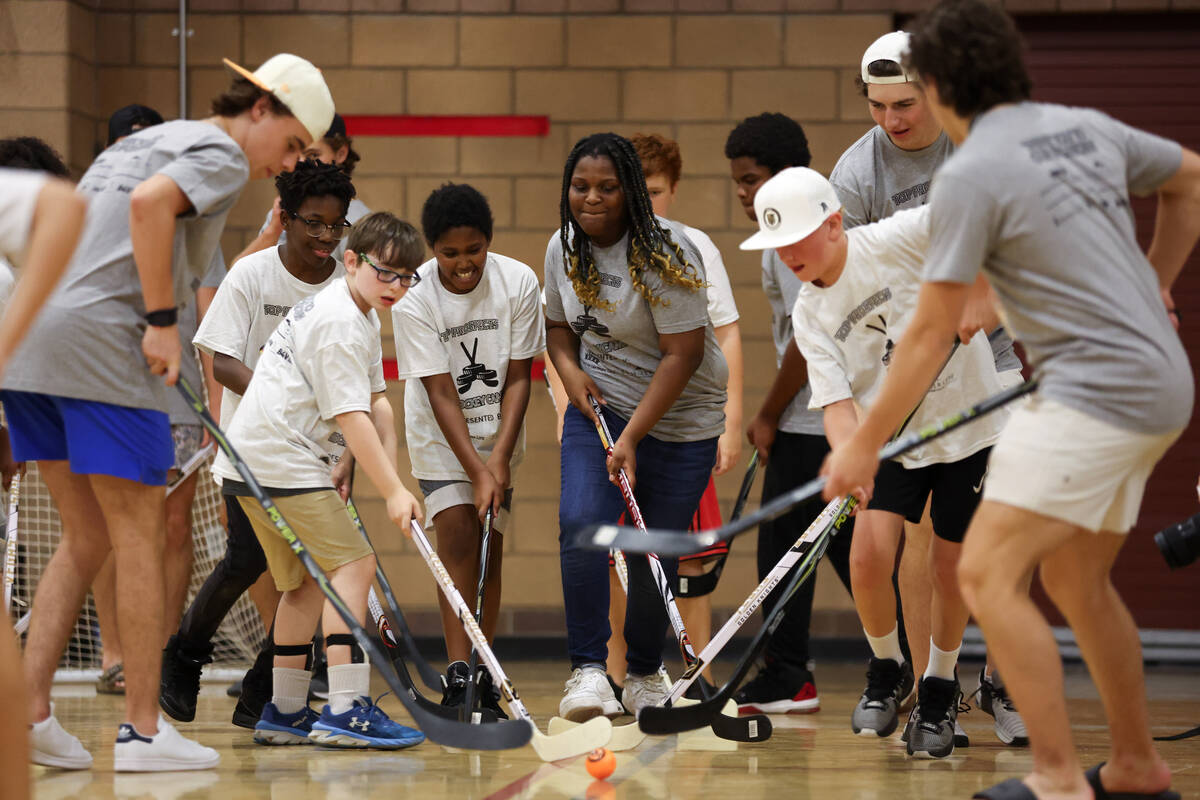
[408,518,613,761]
[176,377,532,752]
[586,396,771,744]
[577,378,1038,558]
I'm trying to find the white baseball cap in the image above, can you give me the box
[739,167,841,251]
[223,54,335,144]
[861,31,919,85]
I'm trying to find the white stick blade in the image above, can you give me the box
[529,715,611,761]
[547,716,644,751]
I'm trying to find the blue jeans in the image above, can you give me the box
[558,405,717,675]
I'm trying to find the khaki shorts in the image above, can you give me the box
[983,396,1180,534]
[237,490,373,591]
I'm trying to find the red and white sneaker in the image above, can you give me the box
[733,660,820,714]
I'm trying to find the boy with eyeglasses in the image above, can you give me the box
[160,159,355,730]
[212,211,426,749]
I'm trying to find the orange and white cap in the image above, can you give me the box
[223,53,334,144]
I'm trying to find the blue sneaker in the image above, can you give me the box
[309,695,424,750]
[254,703,319,745]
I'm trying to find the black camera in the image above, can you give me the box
[1155,512,1200,569]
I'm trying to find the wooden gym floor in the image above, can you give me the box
[32,660,1200,800]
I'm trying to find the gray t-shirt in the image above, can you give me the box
[262,197,370,261]
[3,120,248,413]
[761,250,826,436]
[923,102,1190,434]
[543,220,727,442]
[831,126,1022,374]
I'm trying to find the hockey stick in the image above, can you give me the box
[462,509,492,721]
[639,496,857,736]
[175,377,531,751]
[677,451,760,599]
[588,398,770,744]
[3,473,19,616]
[166,442,215,495]
[579,379,1037,558]
[407,518,612,761]
[344,498,464,703]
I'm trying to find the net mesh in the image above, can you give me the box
[5,460,263,671]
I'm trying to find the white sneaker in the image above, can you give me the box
[30,705,93,769]
[559,667,623,722]
[113,716,220,772]
[622,671,671,717]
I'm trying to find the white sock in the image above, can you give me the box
[864,625,905,664]
[329,663,371,715]
[272,667,311,714]
[924,639,961,681]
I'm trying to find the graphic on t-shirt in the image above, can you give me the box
[456,338,499,394]
[863,314,895,366]
[264,303,291,317]
[571,305,611,338]
[890,180,931,209]
[1022,128,1129,227]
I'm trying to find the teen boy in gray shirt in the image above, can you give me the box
[0,54,333,773]
[823,2,1200,798]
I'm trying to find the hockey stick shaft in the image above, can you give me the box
[175,377,530,751]
[584,379,1036,557]
[165,442,215,497]
[464,509,493,716]
[664,495,847,705]
[408,519,534,722]
[588,396,698,667]
[345,498,445,692]
[4,473,19,615]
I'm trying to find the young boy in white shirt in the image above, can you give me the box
[161,159,356,729]
[393,183,544,720]
[741,167,1008,759]
[211,211,426,749]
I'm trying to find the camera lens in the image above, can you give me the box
[1155,513,1200,570]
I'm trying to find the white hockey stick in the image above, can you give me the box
[408,519,612,761]
[4,473,19,616]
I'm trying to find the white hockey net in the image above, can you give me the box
[5,460,263,675]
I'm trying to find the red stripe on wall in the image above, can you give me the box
[342,115,550,138]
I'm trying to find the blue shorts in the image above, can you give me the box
[0,390,174,486]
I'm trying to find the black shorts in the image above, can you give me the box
[867,447,992,544]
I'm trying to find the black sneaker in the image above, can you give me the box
[851,657,906,737]
[441,660,471,710]
[733,658,819,714]
[232,645,273,730]
[475,666,509,721]
[309,653,329,701]
[907,675,960,759]
[159,635,213,723]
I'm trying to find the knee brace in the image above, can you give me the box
[272,641,314,670]
[674,555,728,598]
[325,632,365,664]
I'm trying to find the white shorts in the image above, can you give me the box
[983,396,1180,534]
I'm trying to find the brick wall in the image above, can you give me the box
[2,0,1189,638]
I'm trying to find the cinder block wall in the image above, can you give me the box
[5,0,1185,640]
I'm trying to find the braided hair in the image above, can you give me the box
[275,158,356,219]
[558,132,704,311]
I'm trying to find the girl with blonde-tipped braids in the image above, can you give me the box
[544,132,728,722]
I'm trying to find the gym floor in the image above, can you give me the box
[32,660,1200,799]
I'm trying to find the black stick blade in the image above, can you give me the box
[579,522,713,558]
[711,711,772,743]
[637,695,772,743]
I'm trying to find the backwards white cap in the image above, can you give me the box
[223,54,335,144]
[739,167,841,251]
[861,31,919,85]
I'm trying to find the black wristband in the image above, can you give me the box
[144,307,178,327]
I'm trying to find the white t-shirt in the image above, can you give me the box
[682,225,739,328]
[212,279,386,490]
[194,246,344,425]
[393,253,545,481]
[791,206,1008,468]
[0,169,47,262]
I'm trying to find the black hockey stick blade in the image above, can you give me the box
[729,451,759,522]
[176,379,528,751]
[578,379,1036,557]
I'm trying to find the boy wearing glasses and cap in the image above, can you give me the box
[160,159,355,729]
[741,167,1009,759]
[830,31,1028,748]
[3,53,332,772]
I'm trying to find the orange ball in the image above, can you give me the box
[585,747,616,780]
